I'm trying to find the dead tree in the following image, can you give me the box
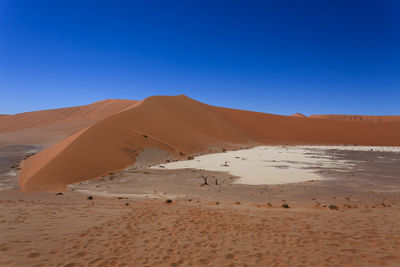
[222,161,229,167]
[201,175,208,185]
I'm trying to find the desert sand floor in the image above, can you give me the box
[0,144,40,190]
[1,193,400,267]
[1,147,400,266]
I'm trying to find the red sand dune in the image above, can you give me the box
[18,95,400,191]
[291,113,307,118]
[310,114,400,123]
[0,99,138,146]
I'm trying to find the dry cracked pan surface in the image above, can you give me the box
[1,196,400,267]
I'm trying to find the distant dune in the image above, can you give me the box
[0,99,138,146]
[16,95,400,192]
[291,113,307,118]
[310,114,400,123]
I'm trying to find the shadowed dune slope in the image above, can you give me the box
[19,95,400,191]
[0,99,139,146]
[310,114,400,123]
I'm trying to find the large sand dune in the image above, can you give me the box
[0,99,139,146]
[18,95,400,191]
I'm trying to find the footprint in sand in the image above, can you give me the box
[27,252,41,258]
[64,263,82,267]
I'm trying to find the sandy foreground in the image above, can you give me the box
[1,146,400,266]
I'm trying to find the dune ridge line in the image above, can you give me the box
[17,95,400,191]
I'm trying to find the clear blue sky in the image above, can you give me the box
[1,0,399,115]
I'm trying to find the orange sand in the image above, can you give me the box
[290,113,307,118]
[1,192,400,267]
[0,99,139,146]
[310,114,400,122]
[15,95,400,191]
